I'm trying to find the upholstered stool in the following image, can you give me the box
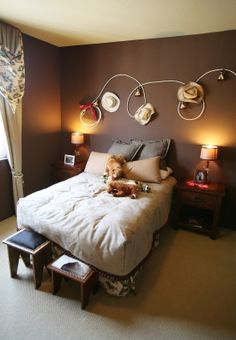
[47,254,98,309]
[3,229,52,289]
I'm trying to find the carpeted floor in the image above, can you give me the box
[1,216,236,340]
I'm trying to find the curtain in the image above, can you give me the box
[0,21,25,208]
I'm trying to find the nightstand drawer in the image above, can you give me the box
[179,191,217,209]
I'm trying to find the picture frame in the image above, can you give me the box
[64,154,75,166]
[194,169,208,184]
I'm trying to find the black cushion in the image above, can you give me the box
[8,230,47,250]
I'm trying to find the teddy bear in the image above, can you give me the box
[104,154,126,181]
[107,179,140,199]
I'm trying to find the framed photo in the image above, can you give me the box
[194,169,207,184]
[64,154,75,166]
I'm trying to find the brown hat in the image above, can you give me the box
[177,82,204,104]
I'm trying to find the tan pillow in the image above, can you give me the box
[160,166,173,180]
[124,156,161,183]
[84,152,110,176]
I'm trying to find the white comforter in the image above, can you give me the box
[17,172,176,276]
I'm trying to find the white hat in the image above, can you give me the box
[177,82,204,104]
[101,92,120,112]
[134,103,155,125]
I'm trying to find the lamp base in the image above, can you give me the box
[74,146,81,163]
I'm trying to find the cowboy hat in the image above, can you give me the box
[101,92,120,112]
[177,82,204,103]
[134,103,155,125]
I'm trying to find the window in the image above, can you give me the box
[0,113,7,160]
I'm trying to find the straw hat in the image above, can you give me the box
[134,103,155,125]
[101,92,120,112]
[177,82,204,103]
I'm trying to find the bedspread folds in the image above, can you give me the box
[17,172,176,276]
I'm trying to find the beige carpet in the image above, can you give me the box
[0,216,236,340]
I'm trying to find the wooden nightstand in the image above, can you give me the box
[175,180,225,239]
[52,161,85,183]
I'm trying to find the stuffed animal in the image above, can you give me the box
[107,179,140,199]
[104,154,126,180]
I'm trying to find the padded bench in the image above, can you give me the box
[47,254,98,309]
[3,229,52,289]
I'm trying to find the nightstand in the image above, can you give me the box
[175,180,225,239]
[52,161,85,183]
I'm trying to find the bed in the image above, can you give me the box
[17,147,176,296]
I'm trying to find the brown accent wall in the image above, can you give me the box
[22,34,62,195]
[0,34,61,220]
[1,30,235,228]
[60,30,236,228]
[0,160,14,220]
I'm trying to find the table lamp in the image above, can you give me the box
[200,144,218,181]
[71,132,84,163]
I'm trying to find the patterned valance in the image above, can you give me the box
[0,22,25,114]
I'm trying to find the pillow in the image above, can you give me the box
[160,167,173,180]
[84,152,110,176]
[130,138,171,160]
[124,156,161,183]
[107,140,143,161]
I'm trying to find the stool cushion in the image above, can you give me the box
[8,230,47,250]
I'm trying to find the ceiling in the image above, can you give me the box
[1,0,236,47]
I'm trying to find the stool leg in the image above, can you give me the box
[32,252,45,289]
[32,244,52,289]
[52,271,62,294]
[81,272,98,309]
[81,283,89,309]
[44,244,52,276]
[7,246,20,277]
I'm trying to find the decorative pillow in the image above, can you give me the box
[160,167,173,180]
[84,152,110,176]
[124,156,161,183]
[130,138,171,160]
[107,140,143,161]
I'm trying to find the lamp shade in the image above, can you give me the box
[71,132,84,145]
[200,145,218,160]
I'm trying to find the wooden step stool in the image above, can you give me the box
[47,254,98,309]
[3,229,52,289]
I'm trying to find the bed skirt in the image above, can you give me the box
[51,230,160,297]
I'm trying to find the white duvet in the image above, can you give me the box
[17,172,176,276]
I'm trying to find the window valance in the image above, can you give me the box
[0,22,25,113]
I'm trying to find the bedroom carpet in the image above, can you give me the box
[0,216,236,340]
